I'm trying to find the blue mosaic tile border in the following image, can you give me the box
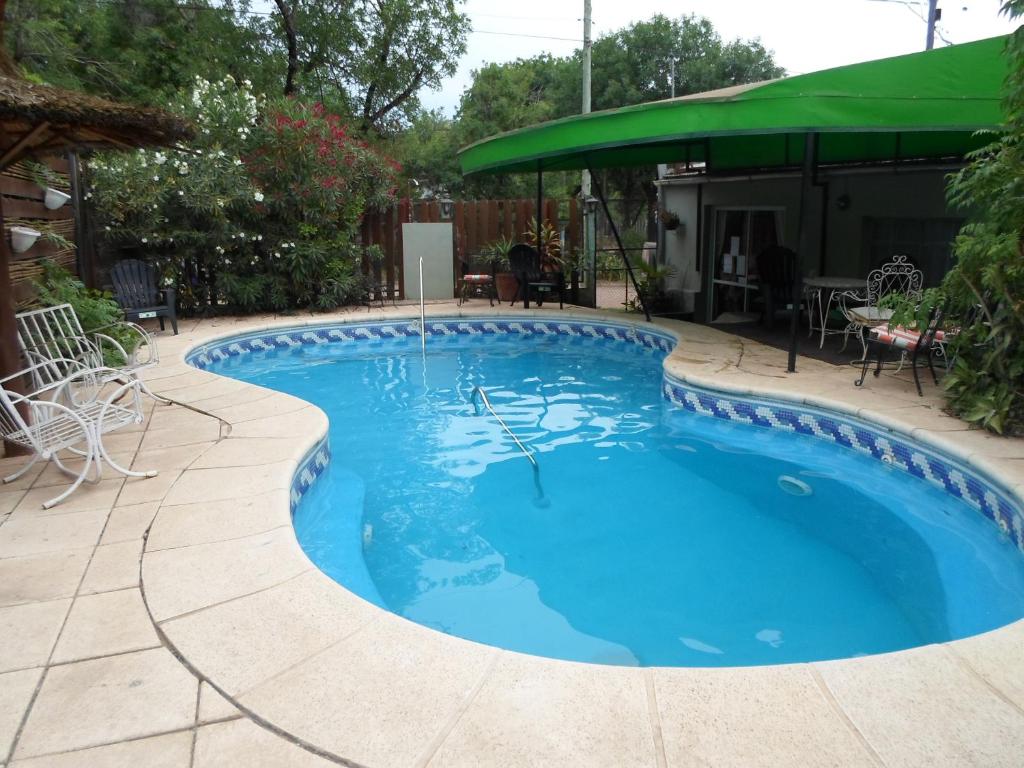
[186,317,675,369]
[663,375,1024,552]
[289,437,330,513]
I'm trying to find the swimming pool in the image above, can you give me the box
[190,317,1024,667]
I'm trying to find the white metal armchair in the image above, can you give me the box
[1,362,157,509]
[15,303,161,400]
[836,255,924,359]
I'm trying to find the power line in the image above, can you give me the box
[470,29,582,43]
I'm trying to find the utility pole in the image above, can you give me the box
[581,0,592,197]
[926,0,939,50]
[580,0,597,307]
[670,57,676,98]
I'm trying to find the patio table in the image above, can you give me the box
[803,276,866,349]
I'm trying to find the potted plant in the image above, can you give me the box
[522,217,562,269]
[659,209,681,231]
[483,235,517,302]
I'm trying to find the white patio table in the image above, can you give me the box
[804,276,866,349]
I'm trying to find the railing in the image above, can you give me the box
[418,256,426,352]
[470,386,546,504]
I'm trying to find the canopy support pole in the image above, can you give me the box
[587,163,651,322]
[535,166,543,256]
[789,132,818,373]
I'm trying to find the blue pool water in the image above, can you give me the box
[205,329,1024,667]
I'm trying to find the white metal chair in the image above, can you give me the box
[15,303,162,400]
[836,255,924,359]
[1,362,157,509]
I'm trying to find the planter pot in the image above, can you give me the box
[10,226,41,253]
[44,187,71,210]
[495,272,518,303]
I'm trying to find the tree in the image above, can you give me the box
[262,0,470,133]
[584,15,783,226]
[402,14,782,204]
[5,0,266,106]
[449,54,576,198]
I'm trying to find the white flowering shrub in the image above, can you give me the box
[87,76,398,313]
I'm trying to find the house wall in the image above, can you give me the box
[659,167,957,318]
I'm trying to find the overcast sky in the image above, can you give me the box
[421,0,1019,113]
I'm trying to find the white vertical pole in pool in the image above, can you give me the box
[418,257,426,352]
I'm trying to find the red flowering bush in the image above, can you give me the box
[242,100,398,308]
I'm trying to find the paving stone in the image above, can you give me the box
[197,682,241,724]
[146,490,290,551]
[0,668,43,759]
[0,550,91,608]
[0,601,71,672]
[0,511,107,559]
[10,480,123,518]
[817,645,1024,768]
[51,589,159,664]
[115,471,182,508]
[97,502,159,545]
[193,717,337,768]
[654,664,876,768]
[9,730,192,767]
[14,648,197,759]
[78,540,142,595]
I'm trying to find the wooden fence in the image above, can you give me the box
[362,197,580,299]
[2,156,79,310]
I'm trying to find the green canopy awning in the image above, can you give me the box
[458,35,1010,176]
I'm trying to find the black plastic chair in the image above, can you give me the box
[110,259,178,335]
[757,245,802,329]
[508,243,564,310]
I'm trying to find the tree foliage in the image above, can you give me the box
[264,0,469,131]
[404,14,782,203]
[87,78,398,314]
[6,0,264,105]
[894,1,1024,434]
[6,0,469,133]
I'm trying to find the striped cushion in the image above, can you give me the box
[462,274,492,283]
[871,325,946,350]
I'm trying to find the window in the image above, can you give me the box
[861,217,963,286]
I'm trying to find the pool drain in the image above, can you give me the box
[778,475,813,497]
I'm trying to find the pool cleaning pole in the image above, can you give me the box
[419,257,425,352]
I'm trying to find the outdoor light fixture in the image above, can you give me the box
[439,196,454,221]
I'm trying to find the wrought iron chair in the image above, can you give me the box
[508,243,564,309]
[836,254,923,359]
[0,362,156,508]
[110,259,178,335]
[855,304,944,396]
[15,303,162,401]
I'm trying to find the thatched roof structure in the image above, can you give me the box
[0,75,193,170]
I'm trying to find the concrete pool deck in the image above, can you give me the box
[1,302,1023,767]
